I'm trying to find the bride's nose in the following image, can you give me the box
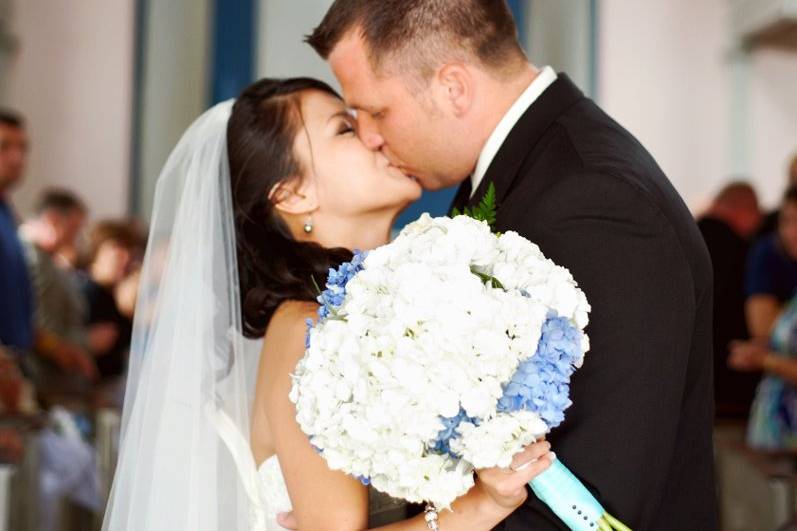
[357,114,385,151]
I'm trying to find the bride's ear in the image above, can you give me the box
[269,177,319,216]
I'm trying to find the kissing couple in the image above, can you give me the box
[102,1,717,530]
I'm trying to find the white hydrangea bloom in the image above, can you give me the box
[291,215,590,508]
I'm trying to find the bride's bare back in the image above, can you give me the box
[251,300,370,530]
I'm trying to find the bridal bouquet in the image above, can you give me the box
[291,188,630,531]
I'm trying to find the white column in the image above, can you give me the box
[256,0,338,88]
[728,44,752,178]
[746,45,797,207]
[134,0,211,219]
[524,0,596,96]
[0,0,16,104]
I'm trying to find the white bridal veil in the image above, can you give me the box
[102,100,264,530]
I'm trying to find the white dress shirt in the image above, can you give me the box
[470,66,558,197]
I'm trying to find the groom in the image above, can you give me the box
[305,1,718,529]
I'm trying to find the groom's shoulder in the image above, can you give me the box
[555,100,662,183]
[539,99,686,214]
[512,98,701,241]
[532,99,709,265]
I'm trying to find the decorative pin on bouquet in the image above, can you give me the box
[291,185,631,531]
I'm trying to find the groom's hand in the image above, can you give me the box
[276,511,299,530]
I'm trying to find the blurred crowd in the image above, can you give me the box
[1,109,145,529]
[698,152,797,447]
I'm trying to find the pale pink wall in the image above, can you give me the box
[598,0,797,213]
[5,0,135,219]
[748,47,797,207]
[598,0,732,212]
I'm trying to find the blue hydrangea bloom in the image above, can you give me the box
[430,408,479,457]
[316,250,368,321]
[305,251,368,349]
[304,318,313,349]
[497,313,583,429]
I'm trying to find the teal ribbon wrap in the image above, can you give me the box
[529,459,605,530]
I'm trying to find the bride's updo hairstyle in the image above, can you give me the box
[228,77,353,338]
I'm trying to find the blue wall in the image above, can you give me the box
[394,186,458,229]
[129,0,148,215]
[507,0,528,46]
[210,0,256,104]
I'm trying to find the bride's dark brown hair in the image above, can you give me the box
[228,77,353,338]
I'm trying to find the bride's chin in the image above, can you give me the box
[393,194,421,216]
[404,177,423,199]
[397,188,422,209]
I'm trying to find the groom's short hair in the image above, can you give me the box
[306,0,526,80]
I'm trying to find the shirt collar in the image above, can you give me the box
[470,66,557,197]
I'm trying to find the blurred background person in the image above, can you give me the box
[0,109,35,358]
[1,110,96,388]
[0,427,23,464]
[729,299,797,450]
[697,181,762,420]
[0,346,34,465]
[78,221,143,381]
[20,188,87,268]
[756,152,797,238]
[745,185,797,340]
[0,110,101,531]
[113,267,140,321]
[18,189,97,384]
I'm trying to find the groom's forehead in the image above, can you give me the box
[330,55,376,109]
[329,31,424,117]
[331,37,371,80]
[332,43,408,112]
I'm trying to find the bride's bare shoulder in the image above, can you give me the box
[261,300,318,363]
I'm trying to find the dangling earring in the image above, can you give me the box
[303,215,314,234]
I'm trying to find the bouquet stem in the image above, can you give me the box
[528,459,631,531]
[601,513,631,531]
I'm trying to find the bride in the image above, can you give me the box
[102,77,553,531]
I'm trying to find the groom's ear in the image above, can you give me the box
[433,63,473,118]
[269,178,319,216]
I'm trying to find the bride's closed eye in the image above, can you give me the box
[337,123,355,136]
[336,119,356,136]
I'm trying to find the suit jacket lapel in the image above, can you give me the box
[466,74,586,210]
[449,179,472,214]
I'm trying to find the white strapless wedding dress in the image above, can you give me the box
[211,407,406,530]
[252,456,293,531]
[208,408,293,531]
[252,456,408,530]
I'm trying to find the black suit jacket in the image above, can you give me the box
[454,75,718,530]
